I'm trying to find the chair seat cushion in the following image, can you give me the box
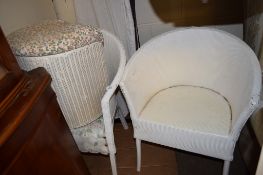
[7,20,103,57]
[140,85,231,136]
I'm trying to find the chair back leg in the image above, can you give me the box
[223,160,230,175]
[136,138,142,172]
[116,106,128,130]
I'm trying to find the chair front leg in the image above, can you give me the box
[110,153,117,175]
[223,160,230,175]
[136,138,141,172]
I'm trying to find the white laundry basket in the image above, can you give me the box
[7,20,108,129]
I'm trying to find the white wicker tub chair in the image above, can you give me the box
[120,28,262,175]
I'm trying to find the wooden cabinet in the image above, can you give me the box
[149,0,243,26]
[0,28,90,175]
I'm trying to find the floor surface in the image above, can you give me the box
[82,122,248,175]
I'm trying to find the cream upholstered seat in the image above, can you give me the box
[120,28,262,175]
[140,86,231,136]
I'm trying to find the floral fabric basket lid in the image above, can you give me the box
[7,20,103,57]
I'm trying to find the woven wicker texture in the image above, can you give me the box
[10,21,108,129]
[17,43,108,128]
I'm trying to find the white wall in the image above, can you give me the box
[0,0,57,35]
[0,0,243,44]
[135,0,243,45]
[74,0,99,27]
[52,0,77,23]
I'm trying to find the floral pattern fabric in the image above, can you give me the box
[7,20,103,57]
[71,116,109,155]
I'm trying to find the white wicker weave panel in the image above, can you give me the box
[133,119,235,161]
[17,43,108,129]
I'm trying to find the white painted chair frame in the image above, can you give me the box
[101,30,127,175]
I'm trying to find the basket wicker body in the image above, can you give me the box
[17,43,108,128]
[8,20,108,129]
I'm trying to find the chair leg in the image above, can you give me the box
[136,138,141,172]
[110,153,118,175]
[223,160,230,175]
[117,107,128,130]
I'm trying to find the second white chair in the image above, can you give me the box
[120,28,261,175]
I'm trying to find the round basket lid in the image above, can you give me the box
[7,20,103,57]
